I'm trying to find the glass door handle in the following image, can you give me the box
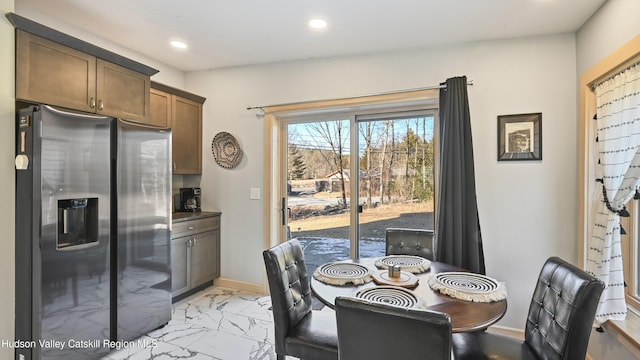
[281,197,286,226]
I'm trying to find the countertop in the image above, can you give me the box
[172,211,221,223]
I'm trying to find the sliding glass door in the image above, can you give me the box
[286,119,351,273]
[356,112,436,259]
[282,109,437,273]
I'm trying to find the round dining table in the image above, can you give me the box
[310,257,507,333]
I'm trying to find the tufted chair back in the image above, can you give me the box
[524,256,605,360]
[336,296,452,360]
[263,239,313,355]
[385,228,435,260]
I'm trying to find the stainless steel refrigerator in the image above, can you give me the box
[15,105,172,360]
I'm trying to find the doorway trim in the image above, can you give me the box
[262,89,440,261]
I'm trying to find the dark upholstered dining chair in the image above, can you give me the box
[385,227,435,260]
[452,256,605,360]
[335,296,452,360]
[263,239,338,360]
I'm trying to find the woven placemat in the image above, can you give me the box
[313,262,373,286]
[428,272,507,303]
[353,286,427,309]
[375,255,431,273]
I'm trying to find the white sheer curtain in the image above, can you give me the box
[587,63,640,323]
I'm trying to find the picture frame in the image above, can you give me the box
[497,113,542,161]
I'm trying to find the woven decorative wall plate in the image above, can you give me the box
[211,132,243,169]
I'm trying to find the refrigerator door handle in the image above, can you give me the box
[62,209,68,234]
[43,104,111,121]
[119,118,170,131]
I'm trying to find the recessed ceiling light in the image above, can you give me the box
[170,40,188,49]
[308,18,327,29]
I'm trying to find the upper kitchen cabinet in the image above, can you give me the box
[16,30,151,123]
[150,82,206,174]
[150,87,172,128]
[96,58,150,122]
[173,96,203,174]
[16,31,96,113]
[7,13,158,124]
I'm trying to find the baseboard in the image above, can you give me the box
[215,277,266,294]
[486,325,525,340]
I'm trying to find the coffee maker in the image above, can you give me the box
[179,187,201,212]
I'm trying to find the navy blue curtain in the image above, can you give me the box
[436,76,485,274]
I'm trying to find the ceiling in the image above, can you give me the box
[15,0,607,72]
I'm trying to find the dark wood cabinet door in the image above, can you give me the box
[190,231,216,288]
[149,88,171,128]
[171,216,220,299]
[172,96,202,174]
[171,236,190,295]
[96,59,150,123]
[16,30,96,112]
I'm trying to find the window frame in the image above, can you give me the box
[627,203,640,309]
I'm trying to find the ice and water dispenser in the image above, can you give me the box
[57,198,99,249]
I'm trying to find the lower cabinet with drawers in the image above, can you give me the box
[171,212,221,301]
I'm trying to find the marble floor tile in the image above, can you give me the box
[100,286,299,360]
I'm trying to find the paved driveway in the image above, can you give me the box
[296,236,386,275]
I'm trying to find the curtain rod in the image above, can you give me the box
[591,61,639,91]
[246,80,473,111]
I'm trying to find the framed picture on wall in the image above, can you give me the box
[497,113,542,161]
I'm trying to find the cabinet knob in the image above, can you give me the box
[98,99,104,111]
[90,97,96,109]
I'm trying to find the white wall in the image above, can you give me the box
[577,1,640,358]
[185,33,578,329]
[576,0,640,75]
[0,1,15,359]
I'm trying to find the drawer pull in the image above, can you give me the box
[187,226,195,230]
